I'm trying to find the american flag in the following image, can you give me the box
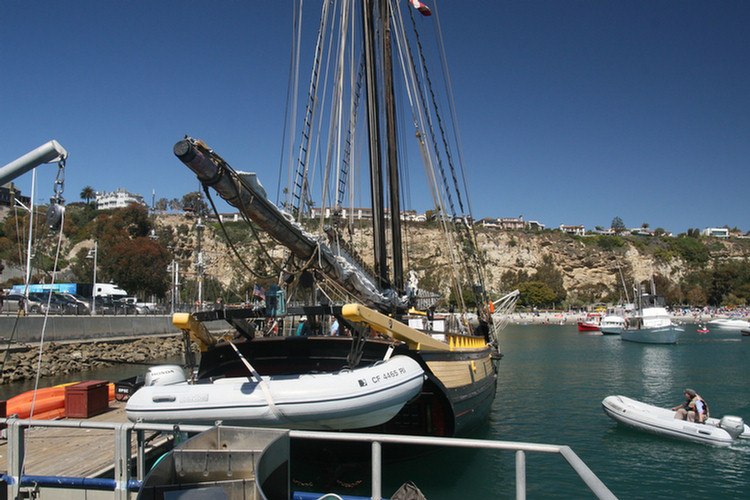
[253,284,265,299]
[409,0,431,16]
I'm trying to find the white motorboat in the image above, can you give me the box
[602,395,750,447]
[620,293,681,344]
[707,318,750,330]
[599,315,625,335]
[126,355,425,430]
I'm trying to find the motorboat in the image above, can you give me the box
[126,354,425,430]
[707,318,750,330]
[620,293,681,344]
[599,315,626,335]
[577,312,602,332]
[602,395,750,447]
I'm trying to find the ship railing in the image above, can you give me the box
[292,430,618,500]
[1,418,617,500]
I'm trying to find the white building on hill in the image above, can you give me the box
[702,227,729,238]
[96,188,146,210]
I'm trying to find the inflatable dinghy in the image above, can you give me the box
[602,395,750,447]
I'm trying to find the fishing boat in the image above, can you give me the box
[602,395,750,447]
[620,292,681,344]
[578,312,602,332]
[127,0,518,441]
[599,315,625,335]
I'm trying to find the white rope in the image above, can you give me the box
[23,200,66,477]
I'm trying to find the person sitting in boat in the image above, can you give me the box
[672,389,708,423]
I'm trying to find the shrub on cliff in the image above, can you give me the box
[668,237,710,266]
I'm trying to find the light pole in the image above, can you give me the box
[87,241,97,315]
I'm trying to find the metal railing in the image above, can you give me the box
[1,418,617,500]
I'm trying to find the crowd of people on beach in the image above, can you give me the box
[510,306,749,325]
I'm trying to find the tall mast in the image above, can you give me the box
[361,0,389,289]
[381,0,404,292]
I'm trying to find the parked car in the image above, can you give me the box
[26,292,64,314]
[58,292,92,315]
[93,296,116,315]
[113,298,137,315]
[3,293,29,313]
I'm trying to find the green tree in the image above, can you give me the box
[108,237,171,297]
[120,203,153,238]
[532,254,566,302]
[611,216,626,233]
[181,192,208,216]
[517,281,556,307]
[80,186,96,204]
[169,198,183,212]
[668,238,710,267]
[155,198,169,213]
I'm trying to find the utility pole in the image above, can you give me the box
[195,217,205,309]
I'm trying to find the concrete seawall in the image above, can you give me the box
[0,315,228,344]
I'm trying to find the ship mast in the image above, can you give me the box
[362,0,404,295]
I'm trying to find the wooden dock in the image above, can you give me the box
[0,401,171,478]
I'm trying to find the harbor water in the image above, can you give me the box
[2,324,749,499]
[377,323,750,500]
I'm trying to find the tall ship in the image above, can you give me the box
[126,0,518,441]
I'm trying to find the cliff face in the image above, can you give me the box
[153,215,750,304]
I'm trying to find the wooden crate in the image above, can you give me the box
[65,380,109,418]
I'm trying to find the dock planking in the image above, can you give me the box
[1,402,170,478]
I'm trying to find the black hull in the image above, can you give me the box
[196,335,498,438]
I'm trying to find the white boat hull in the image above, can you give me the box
[620,325,681,344]
[707,318,750,330]
[126,355,425,430]
[602,395,750,447]
[600,316,625,335]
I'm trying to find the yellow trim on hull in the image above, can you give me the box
[341,303,487,352]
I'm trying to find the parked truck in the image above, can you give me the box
[11,283,128,299]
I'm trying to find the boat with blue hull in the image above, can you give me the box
[620,293,681,344]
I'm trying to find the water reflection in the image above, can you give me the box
[639,346,676,400]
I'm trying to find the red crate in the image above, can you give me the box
[65,380,109,418]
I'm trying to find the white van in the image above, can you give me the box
[94,283,128,298]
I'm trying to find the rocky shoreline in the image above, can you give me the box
[0,335,186,385]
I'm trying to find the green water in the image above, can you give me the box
[377,324,750,499]
[3,326,749,499]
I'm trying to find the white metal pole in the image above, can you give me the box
[22,170,36,314]
[91,241,97,315]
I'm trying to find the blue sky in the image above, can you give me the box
[2,1,748,235]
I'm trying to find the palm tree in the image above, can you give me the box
[80,186,96,205]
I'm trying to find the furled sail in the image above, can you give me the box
[174,138,410,312]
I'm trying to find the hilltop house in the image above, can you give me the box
[702,227,730,238]
[559,224,585,236]
[476,215,544,231]
[96,188,147,210]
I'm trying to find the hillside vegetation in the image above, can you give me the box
[2,202,749,309]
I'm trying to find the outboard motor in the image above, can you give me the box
[719,415,745,439]
[144,365,187,386]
